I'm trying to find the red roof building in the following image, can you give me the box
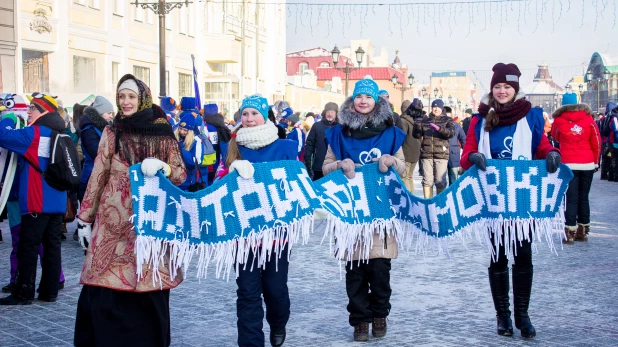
[286,48,353,76]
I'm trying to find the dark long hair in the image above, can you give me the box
[484,93,515,132]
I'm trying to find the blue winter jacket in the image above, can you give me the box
[0,113,67,215]
[448,122,466,168]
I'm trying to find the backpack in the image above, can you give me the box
[601,115,614,137]
[31,131,82,191]
[197,124,217,166]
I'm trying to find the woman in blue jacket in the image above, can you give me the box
[218,94,297,347]
[175,111,208,191]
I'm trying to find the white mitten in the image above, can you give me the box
[314,208,330,220]
[77,218,92,251]
[229,160,255,179]
[141,158,171,177]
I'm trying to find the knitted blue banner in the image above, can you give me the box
[129,160,573,279]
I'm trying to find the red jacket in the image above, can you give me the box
[551,104,601,170]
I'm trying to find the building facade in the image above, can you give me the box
[426,71,478,115]
[582,52,618,113]
[0,0,18,93]
[15,0,286,116]
[523,64,565,114]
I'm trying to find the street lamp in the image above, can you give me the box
[586,68,612,112]
[565,84,572,94]
[421,87,429,112]
[448,95,453,105]
[433,88,438,98]
[554,91,559,111]
[578,84,584,103]
[331,45,365,97]
[132,0,191,98]
[392,73,415,103]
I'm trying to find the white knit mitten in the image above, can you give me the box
[229,160,255,179]
[141,158,171,177]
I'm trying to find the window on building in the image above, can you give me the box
[179,7,187,34]
[147,10,154,24]
[22,50,49,93]
[74,56,96,93]
[133,66,150,86]
[135,6,144,22]
[299,62,309,74]
[179,73,193,97]
[113,0,123,15]
[208,62,226,74]
[319,61,330,68]
[188,4,195,36]
[112,62,119,87]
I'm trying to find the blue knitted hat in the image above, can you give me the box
[352,79,379,103]
[160,97,177,112]
[240,94,269,121]
[280,107,295,119]
[378,89,389,96]
[431,99,445,110]
[203,103,218,116]
[178,110,199,131]
[561,92,578,106]
[180,96,197,111]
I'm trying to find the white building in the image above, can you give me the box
[13,0,286,117]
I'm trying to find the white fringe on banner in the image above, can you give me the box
[134,214,314,285]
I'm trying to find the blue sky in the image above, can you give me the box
[286,0,618,92]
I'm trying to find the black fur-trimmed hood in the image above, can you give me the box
[338,96,393,130]
[80,106,110,131]
[552,103,593,119]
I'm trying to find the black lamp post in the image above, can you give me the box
[331,45,365,98]
[132,0,191,98]
[392,73,415,103]
[578,84,584,103]
[421,87,428,112]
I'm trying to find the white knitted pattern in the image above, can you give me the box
[236,121,280,150]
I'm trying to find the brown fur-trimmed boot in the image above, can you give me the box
[562,226,576,244]
[574,224,588,242]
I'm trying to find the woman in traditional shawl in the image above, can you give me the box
[74,74,186,347]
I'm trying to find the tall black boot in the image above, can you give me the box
[512,266,536,338]
[0,271,34,305]
[488,268,513,336]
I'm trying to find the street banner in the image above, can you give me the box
[129,160,573,281]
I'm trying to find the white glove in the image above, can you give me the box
[141,158,171,177]
[314,208,330,220]
[77,218,92,251]
[229,160,255,179]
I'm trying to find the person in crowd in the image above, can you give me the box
[0,93,67,305]
[461,63,560,339]
[413,99,455,198]
[444,106,466,185]
[283,111,306,161]
[203,103,232,184]
[268,109,287,139]
[160,96,178,127]
[303,112,315,133]
[551,92,600,243]
[74,74,186,346]
[217,94,297,347]
[378,89,403,128]
[322,79,405,342]
[607,107,618,182]
[304,102,339,180]
[462,108,473,135]
[399,98,424,193]
[175,108,208,191]
[543,112,555,146]
[598,103,615,180]
[79,96,114,201]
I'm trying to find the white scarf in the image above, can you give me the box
[235,121,280,150]
[478,116,533,160]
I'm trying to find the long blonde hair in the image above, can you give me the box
[225,125,243,168]
[175,128,195,151]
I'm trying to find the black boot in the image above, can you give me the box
[488,268,513,336]
[513,266,536,338]
[270,328,286,347]
[0,272,35,305]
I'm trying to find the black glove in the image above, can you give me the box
[468,152,487,171]
[546,151,561,173]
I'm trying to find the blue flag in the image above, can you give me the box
[191,54,201,110]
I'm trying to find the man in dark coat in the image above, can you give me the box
[412,99,455,198]
[444,106,466,185]
[462,108,473,135]
[304,102,339,180]
[399,98,424,194]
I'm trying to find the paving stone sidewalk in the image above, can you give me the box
[0,172,617,346]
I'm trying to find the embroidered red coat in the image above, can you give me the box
[79,127,187,292]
